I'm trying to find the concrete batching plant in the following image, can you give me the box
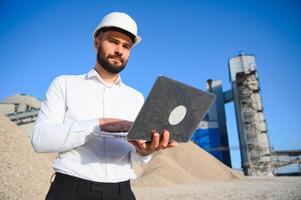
[192,53,274,176]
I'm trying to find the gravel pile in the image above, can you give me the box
[132,142,242,187]
[0,115,53,200]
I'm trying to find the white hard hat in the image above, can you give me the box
[94,12,141,46]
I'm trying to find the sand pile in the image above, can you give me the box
[0,114,53,200]
[133,142,242,187]
[0,110,241,199]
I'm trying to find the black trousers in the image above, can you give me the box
[45,173,136,200]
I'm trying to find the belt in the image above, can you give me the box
[53,172,131,194]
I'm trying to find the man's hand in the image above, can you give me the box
[129,130,177,157]
[99,118,133,132]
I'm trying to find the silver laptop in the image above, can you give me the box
[126,76,216,142]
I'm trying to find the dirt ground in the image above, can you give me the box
[133,177,301,200]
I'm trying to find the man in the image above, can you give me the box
[31,12,177,200]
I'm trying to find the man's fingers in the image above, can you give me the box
[137,139,146,149]
[167,140,178,148]
[128,140,146,153]
[150,133,160,151]
[100,118,133,132]
[121,121,133,128]
[159,129,170,149]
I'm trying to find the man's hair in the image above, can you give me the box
[95,27,136,44]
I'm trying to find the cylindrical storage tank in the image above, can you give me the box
[229,53,273,176]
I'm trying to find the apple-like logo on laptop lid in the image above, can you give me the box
[168,105,187,125]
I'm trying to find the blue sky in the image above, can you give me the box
[1,0,300,169]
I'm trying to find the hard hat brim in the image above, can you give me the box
[93,26,141,46]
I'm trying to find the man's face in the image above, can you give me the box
[96,31,133,74]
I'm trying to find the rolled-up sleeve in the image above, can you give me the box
[31,76,101,153]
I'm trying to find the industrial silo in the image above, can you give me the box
[229,53,273,176]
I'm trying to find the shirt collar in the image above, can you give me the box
[87,69,122,87]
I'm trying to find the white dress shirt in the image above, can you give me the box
[31,69,151,183]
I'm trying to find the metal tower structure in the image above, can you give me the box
[229,53,274,176]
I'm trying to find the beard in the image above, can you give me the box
[97,47,128,74]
